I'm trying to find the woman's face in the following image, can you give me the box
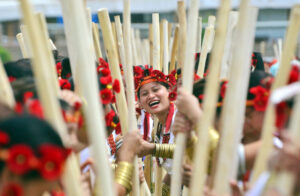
[138,82,170,115]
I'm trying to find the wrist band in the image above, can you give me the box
[115,161,133,193]
[153,144,175,158]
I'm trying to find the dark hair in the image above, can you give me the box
[4,59,33,79]
[0,115,64,180]
[247,70,273,100]
[11,77,38,102]
[192,78,224,118]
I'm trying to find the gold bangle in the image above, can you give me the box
[162,183,170,196]
[153,144,175,158]
[115,162,133,193]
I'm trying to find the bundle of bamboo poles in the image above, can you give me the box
[2,0,300,196]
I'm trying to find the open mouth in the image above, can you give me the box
[149,100,160,108]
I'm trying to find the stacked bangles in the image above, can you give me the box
[153,144,175,158]
[114,161,134,193]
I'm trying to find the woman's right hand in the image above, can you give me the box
[176,88,202,126]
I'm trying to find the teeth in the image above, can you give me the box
[149,101,159,107]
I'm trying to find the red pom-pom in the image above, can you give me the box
[100,76,112,85]
[250,86,269,111]
[23,91,34,103]
[8,76,16,83]
[220,81,228,98]
[14,102,23,114]
[100,89,113,104]
[73,102,81,111]
[101,68,111,77]
[38,145,67,181]
[168,91,177,101]
[288,65,299,84]
[59,79,71,90]
[27,100,44,119]
[167,74,177,86]
[0,131,9,145]
[105,110,115,127]
[7,145,34,175]
[113,79,121,93]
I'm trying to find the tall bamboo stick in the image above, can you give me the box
[170,0,198,195]
[149,24,153,66]
[19,1,83,196]
[0,59,15,108]
[251,5,300,184]
[16,33,29,58]
[169,25,179,73]
[123,0,141,195]
[152,13,160,70]
[212,3,258,194]
[114,16,126,67]
[220,11,239,79]
[160,21,163,70]
[163,20,169,75]
[189,1,232,195]
[196,17,203,52]
[131,28,139,65]
[35,12,60,97]
[196,26,214,77]
[92,22,103,60]
[274,89,300,195]
[60,0,115,195]
[20,25,32,57]
[177,1,187,69]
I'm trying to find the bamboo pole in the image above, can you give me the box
[251,5,300,184]
[112,22,121,63]
[212,4,258,194]
[168,23,173,51]
[177,1,187,69]
[114,16,126,67]
[60,0,115,195]
[189,1,232,195]
[16,33,29,58]
[49,39,57,50]
[0,58,15,108]
[20,25,32,57]
[170,0,198,195]
[144,39,150,65]
[35,12,60,97]
[160,21,164,71]
[220,11,239,79]
[19,1,84,196]
[162,20,169,75]
[136,30,144,65]
[114,14,151,196]
[260,41,266,57]
[274,91,300,195]
[207,16,216,52]
[196,17,203,52]
[131,28,139,65]
[92,22,103,60]
[123,0,141,195]
[152,13,160,70]
[169,25,179,73]
[196,26,214,77]
[149,24,154,66]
